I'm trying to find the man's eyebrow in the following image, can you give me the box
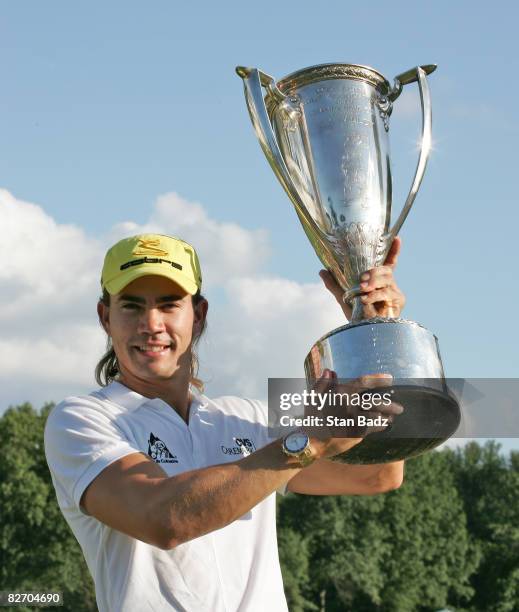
[117,294,183,304]
[118,295,145,304]
[156,295,183,303]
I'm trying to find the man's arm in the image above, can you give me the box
[283,370,405,496]
[286,459,404,496]
[320,236,405,321]
[301,237,406,496]
[81,435,361,550]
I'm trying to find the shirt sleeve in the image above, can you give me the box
[44,396,143,513]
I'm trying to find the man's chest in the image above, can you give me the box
[123,410,264,476]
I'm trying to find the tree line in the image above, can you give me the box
[1,403,518,611]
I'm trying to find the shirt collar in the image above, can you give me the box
[97,380,209,412]
[189,384,209,409]
[97,381,149,412]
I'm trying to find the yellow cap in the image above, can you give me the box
[101,234,202,295]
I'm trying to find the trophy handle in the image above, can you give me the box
[385,65,435,244]
[235,66,327,248]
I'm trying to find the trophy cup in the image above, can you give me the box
[236,62,460,464]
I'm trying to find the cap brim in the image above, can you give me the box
[104,265,199,296]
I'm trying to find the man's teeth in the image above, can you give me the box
[139,345,170,352]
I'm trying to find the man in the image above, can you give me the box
[44,232,406,612]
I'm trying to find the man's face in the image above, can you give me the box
[98,275,206,385]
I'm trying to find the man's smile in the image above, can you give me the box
[134,342,173,357]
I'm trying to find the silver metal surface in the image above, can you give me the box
[236,62,458,464]
[236,62,435,304]
[304,318,460,464]
[304,317,445,382]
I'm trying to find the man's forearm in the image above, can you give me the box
[152,438,302,549]
[287,458,405,495]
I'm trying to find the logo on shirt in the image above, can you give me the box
[221,437,256,456]
[147,433,179,463]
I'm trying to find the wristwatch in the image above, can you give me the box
[282,430,315,467]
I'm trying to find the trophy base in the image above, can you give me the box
[304,317,461,464]
[328,385,459,464]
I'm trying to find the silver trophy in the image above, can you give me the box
[236,62,460,464]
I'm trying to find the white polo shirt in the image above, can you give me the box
[44,382,288,612]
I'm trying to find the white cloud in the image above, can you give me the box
[0,323,102,385]
[201,276,345,399]
[0,189,107,406]
[0,189,101,319]
[110,192,271,287]
[0,188,343,409]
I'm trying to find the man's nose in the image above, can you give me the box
[138,308,166,334]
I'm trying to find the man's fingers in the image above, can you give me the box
[307,371,403,441]
[362,302,378,318]
[319,270,343,302]
[332,373,393,396]
[312,368,336,394]
[357,373,393,388]
[378,402,404,416]
[384,236,401,268]
[316,370,392,396]
[359,266,393,291]
[360,287,400,306]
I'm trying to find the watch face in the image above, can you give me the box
[285,432,309,453]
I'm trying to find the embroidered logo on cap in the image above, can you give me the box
[133,238,169,257]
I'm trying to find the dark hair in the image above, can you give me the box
[95,288,207,391]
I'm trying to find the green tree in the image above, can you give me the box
[277,525,317,612]
[450,441,519,612]
[279,449,479,611]
[379,450,479,612]
[0,403,96,612]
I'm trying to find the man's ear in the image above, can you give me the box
[193,298,208,338]
[97,300,111,335]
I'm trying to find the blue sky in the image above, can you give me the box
[1,2,517,449]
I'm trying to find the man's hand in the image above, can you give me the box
[319,236,406,320]
[306,369,404,461]
[288,369,405,496]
